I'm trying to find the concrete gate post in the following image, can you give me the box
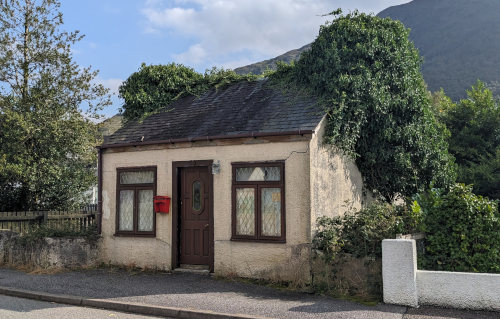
[382,239,419,307]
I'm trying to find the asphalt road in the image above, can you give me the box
[0,295,165,319]
[0,268,405,319]
[0,268,498,319]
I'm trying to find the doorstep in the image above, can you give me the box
[174,264,210,275]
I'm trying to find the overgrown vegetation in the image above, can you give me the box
[313,184,499,300]
[269,10,455,201]
[119,63,257,123]
[0,0,110,211]
[415,184,500,273]
[313,203,419,260]
[311,202,421,299]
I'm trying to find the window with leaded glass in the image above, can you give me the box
[231,162,285,242]
[116,167,156,237]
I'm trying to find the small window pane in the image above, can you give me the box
[236,167,280,181]
[138,189,154,231]
[120,171,154,184]
[119,190,134,231]
[192,181,202,211]
[236,188,255,235]
[261,188,281,236]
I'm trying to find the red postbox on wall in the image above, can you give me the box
[154,196,171,214]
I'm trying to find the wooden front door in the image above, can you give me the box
[179,166,212,267]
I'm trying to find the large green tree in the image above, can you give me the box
[433,82,500,199]
[119,63,256,123]
[271,10,456,201]
[0,0,110,211]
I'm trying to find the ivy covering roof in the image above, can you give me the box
[102,79,323,147]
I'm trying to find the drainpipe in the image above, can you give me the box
[97,146,103,234]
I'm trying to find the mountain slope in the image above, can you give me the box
[378,0,500,100]
[234,44,310,75]
[98,114,123,137]
[235,0,500,100]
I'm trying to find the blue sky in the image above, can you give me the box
[60,0,411,118]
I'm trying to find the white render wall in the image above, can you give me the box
[382,239,418,307]
[417,270,500,311]
[309,117,366,238]
[99,137,313,282]
[382,239,500,311]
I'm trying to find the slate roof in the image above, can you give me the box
[102,79,324,147]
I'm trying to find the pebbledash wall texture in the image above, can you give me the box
[99,120,365,282]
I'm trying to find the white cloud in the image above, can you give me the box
[141,0,332,68]
[141,0,411,69]
[173,43,207,65]
[98,77,123,96]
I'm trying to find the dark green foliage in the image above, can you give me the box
[446,82,499,167]
[313,202,420,260]
[0,0,110,211]
[119,63,202,123]
[312,202,421,300]
[415,184,500,273]
[461,149,500,200]
[271,11,455,201]
[312,216,342,258]
[119,64,257,123]
[436,82,500,199]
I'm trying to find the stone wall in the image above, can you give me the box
[0,230,100,269]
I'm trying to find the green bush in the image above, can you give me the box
[313,202,420,260]
[416,184,500,273]
[312,202,421,300]
[313,185,500,301]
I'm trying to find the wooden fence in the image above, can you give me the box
[0,205,97,234]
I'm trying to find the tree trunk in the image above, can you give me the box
[22,1,31,103]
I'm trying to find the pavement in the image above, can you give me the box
[0,267,497,319]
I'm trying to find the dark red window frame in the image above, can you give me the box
[115,166,157,237]
[231,161,286,243]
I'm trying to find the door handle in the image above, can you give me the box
[204,224,209,229]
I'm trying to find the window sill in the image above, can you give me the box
[230,237,286,244]
[114,232,156,238]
